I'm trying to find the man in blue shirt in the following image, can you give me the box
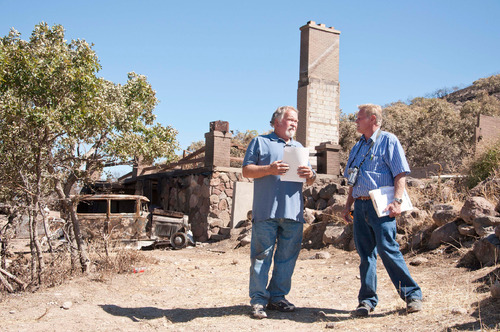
[342,104,422,317]
[243,106,316,319]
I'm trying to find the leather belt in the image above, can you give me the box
[356,196,371,200]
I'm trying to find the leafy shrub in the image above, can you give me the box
[463,138,500,188]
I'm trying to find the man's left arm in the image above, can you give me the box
[384,172,406,218]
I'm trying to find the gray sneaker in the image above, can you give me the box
[407,299,422,313]
[252,304,267,319]
[352,302,374,317]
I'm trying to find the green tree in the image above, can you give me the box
[460,91,500,141]
[338,111,359,168]
[383,98,467,168]
[0,23,178,278]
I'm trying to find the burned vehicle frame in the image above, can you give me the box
[74,194,190,249]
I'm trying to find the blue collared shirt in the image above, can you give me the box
[242,132,306,223]
[344,129,410,198]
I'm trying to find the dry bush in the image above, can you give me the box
[89,240,158,282]
[0,238,157,297]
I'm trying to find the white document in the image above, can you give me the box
[368,186,413,218]
[280,146,309,183]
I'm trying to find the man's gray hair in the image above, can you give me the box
[358,104,383,126]
[270,106,298,127]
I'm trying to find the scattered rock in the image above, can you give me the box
[238,235,251,247]
[61,302,72,310]
[409,257,428,266]
[325,322,335,329]
[315,251,331,260]
[451,307,468,315]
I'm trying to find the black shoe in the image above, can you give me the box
[352,302,373,317]
[267,298,296,312]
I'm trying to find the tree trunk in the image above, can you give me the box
[39,205,53,253]
[69,204,90,273]
[0,272,14,293]
[28,213,36,283]
[51,173,90,274]
[31,211,45,285]
[63,220,78,271]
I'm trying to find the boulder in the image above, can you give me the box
[239,234,251,247]
[311,185,321,201]
[319,183,338,200]
[496,225,500,239]
[315,199,328,210]
[316,205,343,223]
[399,208,429,230]
[332,224,353,250]
[410,231,425,250]
[457,224,476,237]
[302,221,328,249]
[322,224,345,245]
[460,196,498,225]
[432,209,459,227]
[304,208,316,224]
[428,221,460,249]
[473,234,500,266]
[304,196,316,209]
[473,216,500,237]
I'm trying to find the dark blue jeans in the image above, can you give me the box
[353,199,422,308]
[249,218,303,306]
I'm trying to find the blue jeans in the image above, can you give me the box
[353,199,422,308]
[249,218,303,306]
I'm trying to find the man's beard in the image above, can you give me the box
[285,127,296,138]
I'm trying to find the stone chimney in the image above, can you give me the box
[204,120,232,168]
[296,21,341,157]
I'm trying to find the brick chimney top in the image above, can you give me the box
[303,21,340,34]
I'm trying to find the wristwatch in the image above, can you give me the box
[394,197,403,204]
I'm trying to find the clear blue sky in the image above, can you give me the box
[2,1,499,161]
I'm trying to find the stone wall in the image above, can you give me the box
[157,167,251,242]
[475,114,500,155]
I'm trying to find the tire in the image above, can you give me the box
[170,232,188,249]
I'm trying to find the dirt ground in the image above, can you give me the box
[0,238,499,332]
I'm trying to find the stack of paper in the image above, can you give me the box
[280,146,309,183]
[368,186,413,218]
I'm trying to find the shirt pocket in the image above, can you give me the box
[363,154,388,173]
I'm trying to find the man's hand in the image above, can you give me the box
[297,165,314,179]
[269,160,289,176]
[383,201,402,218]
[297,165,316,185]
[342,207,353,223]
